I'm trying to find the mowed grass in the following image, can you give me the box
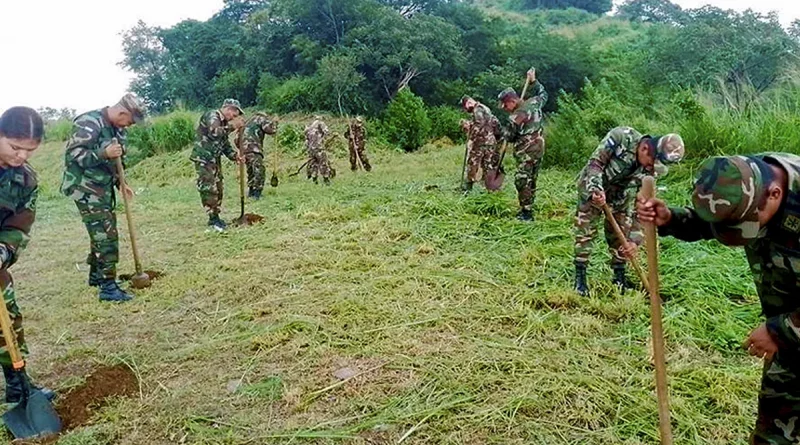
[2,136,762,444]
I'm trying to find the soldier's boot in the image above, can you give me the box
[323,177,331,186]
[516,209,533,222]
[350,163,358,171]
[98,279,133,302]
[363,162,372,172]
[208,214,227,232]
[88,255,101,287]
[574,263,589,297]
[250,189,262,200]
[462,181,474,195]
[2,365,55,404]
[611,264,636,292]
[312,177,318,184]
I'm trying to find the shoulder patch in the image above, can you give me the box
[782,214,800,233]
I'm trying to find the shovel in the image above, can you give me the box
[486,73,533,191]
[270,146,279,187]
[113,144,151,289]
[232,136,264,226]
[602,203,650,293]
[641,176,673,445]
[0,298,61,439]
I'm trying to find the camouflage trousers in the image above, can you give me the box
[194,160,224,217]
[245,153,266,192]
[573,188,640,266]
[307,146,332,181]
[751,354,800,444]
[74,192,119,281]
[514,132,545,211]
[465,142,499,184]
[0,274,27,367]
[349,141,371,171]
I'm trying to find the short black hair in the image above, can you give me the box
[0,107,44,142]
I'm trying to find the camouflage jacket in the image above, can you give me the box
[191,110,237,163]
[577,127,654,201]
[237,113,277,155]
[345,122,365,145]
[0,165,37,273]
[508,81,548,138]
[661,153,800,357]
[466,103,501,147]
[60,108,124,200]
[305,120,329,152]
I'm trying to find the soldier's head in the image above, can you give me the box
[636,133,684,170]
[461,96,477,113]
[691,155,788,245]
[497,88,520,112]
[221,98,244,121]
[0,106,44,168]
[108,93,146,129]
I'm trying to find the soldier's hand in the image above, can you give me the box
[636,196,672,226]
[744,323,778,361]
[619,242,638,260]
[104,142,124,159]
[230,116,245,130]
[121,184,135,201]
[527,68,536,83]
[591,191,606,207]
[235,154,245,165]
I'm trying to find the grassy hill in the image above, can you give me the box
[0,133,764,444]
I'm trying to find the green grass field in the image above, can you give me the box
[2,136,763,444]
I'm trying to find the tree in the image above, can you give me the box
[616,0,684,24]
[120,21,170,111]
[317,53,367,115]
[382,88,431,151]
[520,0,612,15]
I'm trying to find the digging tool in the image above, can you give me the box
[487,72,533,191]
[270,144,279,187]
[232,128,264,226]
[641,175,673,445]
[113,140,151,289]
[602,203,650,293]
[459,139,470,191]
[0,299,61,439]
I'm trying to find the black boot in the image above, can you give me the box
[612,264,636,292]
[516,209,533,222]
[323,177,331,186]
[462,181,474,195]
[364,163,372,172]
[574,263,589,297]
[87,254,101,287]
[98,279,133,302]
[208,214,227,232]
[2,365,55,404]
[250,189,262,200]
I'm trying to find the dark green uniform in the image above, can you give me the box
[238,113,277,194]
[191,110,238,217]
[507,81,547,212]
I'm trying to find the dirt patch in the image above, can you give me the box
[232,213,265,226]
[56,364,139,430]
[119,270,166,281]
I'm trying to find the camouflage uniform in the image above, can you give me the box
[238,113,277,194]
[61,108,126,283]
[659,154,800,444]
[505,81,548,212]
[463,103,501,186]
[345,119,371,172]
[305,120,332,183]
[0,165,37,365]
[191,109,239,217]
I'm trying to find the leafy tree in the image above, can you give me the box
[519,0,611,14]
[381,88,431,151]
[616,0,684,24]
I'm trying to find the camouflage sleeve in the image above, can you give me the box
[206,113,230,140]
[657,207,716,241]
[766,312,800,351]
[582,135,616,194]
[65,119,108,168]
[528,81,548,107]
[0,184,36,268]
[222,137,237,161]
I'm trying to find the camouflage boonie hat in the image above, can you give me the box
[222,98,243,114]
[692,155,768,245]
[497,88,518,102]
[119,93,146,123]
[459,95,473,106]
[656,134,684,163]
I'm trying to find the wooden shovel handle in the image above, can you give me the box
[602,204,650,292]
[642,176,673,444]
[0,293,24,370]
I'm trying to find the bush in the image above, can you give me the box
[428,106,467,143]
[276,123,305,154]
[126,111,196,164]
[381,89,432,152]
[259,77,318,114]
[44,120,73,142]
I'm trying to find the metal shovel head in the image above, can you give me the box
[485,169,504,191]
[270,174,279,187]
[130,272,151,289]
[3,389,61,439]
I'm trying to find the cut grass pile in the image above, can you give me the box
[2,134,761,444]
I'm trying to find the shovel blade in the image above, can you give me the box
[3,389,61,439]
[270,175,279,187]
[485,169,504,191]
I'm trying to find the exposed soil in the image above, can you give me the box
[233,213,265,226]
[119,270,166,282]
[56,364,139,430]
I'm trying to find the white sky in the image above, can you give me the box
[0,0,798,114]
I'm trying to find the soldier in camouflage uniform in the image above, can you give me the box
[61,94,146,302]
[238,112,277,199]
[305,118,332,185]
[460,96,501,193]
[573,127,684,296]
[638,153,800,444]
[345,117,371,172]
[498,69,548,221]
[0,106,55,403]
[191,99,245,231]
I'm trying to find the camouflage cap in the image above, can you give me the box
[460,95,473,106]
[119,93,146,123]
[691,155,768,245]
[222,98,243,114]
[656,133,685,164]
[497,88,518,102]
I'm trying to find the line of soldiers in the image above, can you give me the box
[2,85,797,441]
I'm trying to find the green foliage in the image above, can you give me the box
[381,89,432,152]
[259,77,318,114]
[428,105,466,143]
[125,111,197,165]
[213,69,255,106]
[276,122,304,154]
[515,0,612,14]
[44,120,73,142]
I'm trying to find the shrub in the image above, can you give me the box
[428,106,467,143]
[44,120,73,142]
[259,77,318,114]
[381,89,431,152]
[276,123,305,154]
[126,111,196,163]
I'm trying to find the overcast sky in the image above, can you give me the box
[0,0,798,114]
